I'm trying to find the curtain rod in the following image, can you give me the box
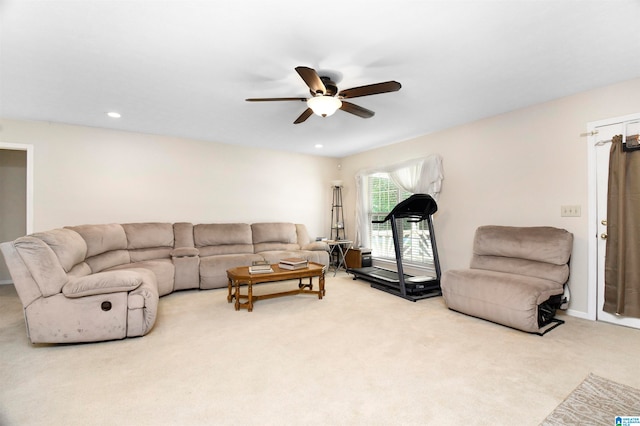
[581,120,640,138]
[595,134,639,146]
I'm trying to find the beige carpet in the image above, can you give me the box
[540,373,640,425]
[1,273,640,426]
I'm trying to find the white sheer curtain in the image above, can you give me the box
[354,154,443,247]
[355,172,371,248]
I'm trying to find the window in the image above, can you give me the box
[354,155,443,274]
[367,173,435,271]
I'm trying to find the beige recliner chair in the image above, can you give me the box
[441,225,573,335]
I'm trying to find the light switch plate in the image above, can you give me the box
[561,205,581,217]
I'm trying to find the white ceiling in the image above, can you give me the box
[1,1,640,158]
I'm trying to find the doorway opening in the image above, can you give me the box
[0,143,34,285]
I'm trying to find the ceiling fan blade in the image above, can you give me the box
[246,97,307,102]
[295,66,327,95]
[294,108,314,124]
[338,81,401,99]
[340,101,375,119]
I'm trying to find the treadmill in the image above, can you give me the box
[349,194,441,301]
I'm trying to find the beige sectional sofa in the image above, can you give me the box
[0,222,329,344]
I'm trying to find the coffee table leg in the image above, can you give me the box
[248,281,253,312]
[234,280,240,311]
[319,273,325,299]
[298,278,313,290]
[227,278,233,303]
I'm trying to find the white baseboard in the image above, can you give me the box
[565,309,592,320]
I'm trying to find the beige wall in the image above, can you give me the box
[2,77,639,314]
[0,119,339,240]
[339,77,640,316]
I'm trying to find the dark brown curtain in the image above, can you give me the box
[604,135,640,318]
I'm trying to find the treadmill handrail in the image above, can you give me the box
[375,194,438,224]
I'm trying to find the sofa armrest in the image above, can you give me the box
[171,247,199,258]
[302,241,329,251]
[62,270,143,298]
[172,248,200,291]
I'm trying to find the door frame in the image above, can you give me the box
[587,112,640,322]
[0,142,34,235]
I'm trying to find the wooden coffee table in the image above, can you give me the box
[226,262,326,312]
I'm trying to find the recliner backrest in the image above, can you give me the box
[10,236,69,297]
[470,225,573,285]
[194,223,254,256]
[122,222,174,262]
[66,224,130,273]
[251,222,299,253]
[31,228,87,273]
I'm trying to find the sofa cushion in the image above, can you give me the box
[129,247,172,263]
[470,255,569,285]
[62,270,143,298]
[173,222,195,248]
[171,247,199,257]
[252,223,300,253]
[258,250,329,266]
[0,241,43,306]
[67,262,92,278]
[194,223,254,256]
[251,222,297,244]
[473,225,573,265]
[442,268,565,333]
[122,222,174,249]
[109,259,175,296]
[301,241,328,251]
[123,223,174,261]
[67,224,128,257]
[13,236,69,297]
[295,223,312,247]
[84,250,131,273]
[253,242,300,253]
[32,228,87,272]
[199,253,264,289]
[195,223,252,246]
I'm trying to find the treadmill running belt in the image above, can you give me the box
[368,269,409,283]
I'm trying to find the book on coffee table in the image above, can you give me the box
[280,257,307,265]
[279,257,308,270]
[249,264,274,274]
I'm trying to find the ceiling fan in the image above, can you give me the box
[246,66,402,124]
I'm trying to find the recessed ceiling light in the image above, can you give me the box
[315,144,323,149]
[106,112,121,118]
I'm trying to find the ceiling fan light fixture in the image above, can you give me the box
[307,95,342,117]
[246,66,400,124]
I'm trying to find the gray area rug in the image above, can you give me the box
[541,373,640,425]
